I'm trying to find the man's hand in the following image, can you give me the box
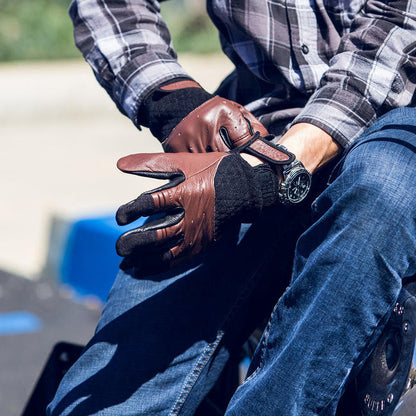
[137,79,268,154]
[162,96,268,153]
[115,140,292,275]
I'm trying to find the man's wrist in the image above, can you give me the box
[240,153,264,166]
[277,122,341,174]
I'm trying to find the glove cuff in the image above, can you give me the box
[253,163,279,208]
[214,155,279,238]
[137,79,213,142]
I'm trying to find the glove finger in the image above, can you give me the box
[118,151,226,179]
[116,194,155,225]
[117,153,186,175]
[119,233,186,276]
[119,250,174,276]
[116,228,158,257]
[116,210,184,257]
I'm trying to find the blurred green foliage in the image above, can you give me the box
[0,0,78,61]
[0,0,221,62]
[161,1,221,54]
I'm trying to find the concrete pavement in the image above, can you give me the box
[0,55,233,278]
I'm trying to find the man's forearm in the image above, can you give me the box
[242,123,340,174]
[278,123,341,174]
[70,0,193,126]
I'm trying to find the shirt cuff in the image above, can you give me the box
[292,86,377,148]
[112,52,195,127]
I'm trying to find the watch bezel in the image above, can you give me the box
[278,161,312,204]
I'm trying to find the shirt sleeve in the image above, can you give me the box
[69,0,195,126]
[293,0,416,148]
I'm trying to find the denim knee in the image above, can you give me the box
[360,107,416,138]
[336,113,416,224]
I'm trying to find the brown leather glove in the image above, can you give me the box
[137,79,268,153]
[162,96,269,153]
[137,80,214,142]
[115,135,294,275]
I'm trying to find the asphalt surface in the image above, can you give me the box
[0,270,102,416]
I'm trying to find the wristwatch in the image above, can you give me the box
[278,159,312,204]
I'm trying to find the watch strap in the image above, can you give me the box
[235,133,295,165]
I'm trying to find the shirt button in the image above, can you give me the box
[301,44,309,54]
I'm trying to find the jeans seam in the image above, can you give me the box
[253,316,271,370]
[240,298,280,386]
[168,330,225,416]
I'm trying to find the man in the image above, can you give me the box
[48,0,416,415]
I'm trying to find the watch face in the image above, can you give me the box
[287,171,311,203]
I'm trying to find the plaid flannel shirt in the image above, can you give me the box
[70,0,416,147]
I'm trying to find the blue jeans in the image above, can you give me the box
[48,108,416,416]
